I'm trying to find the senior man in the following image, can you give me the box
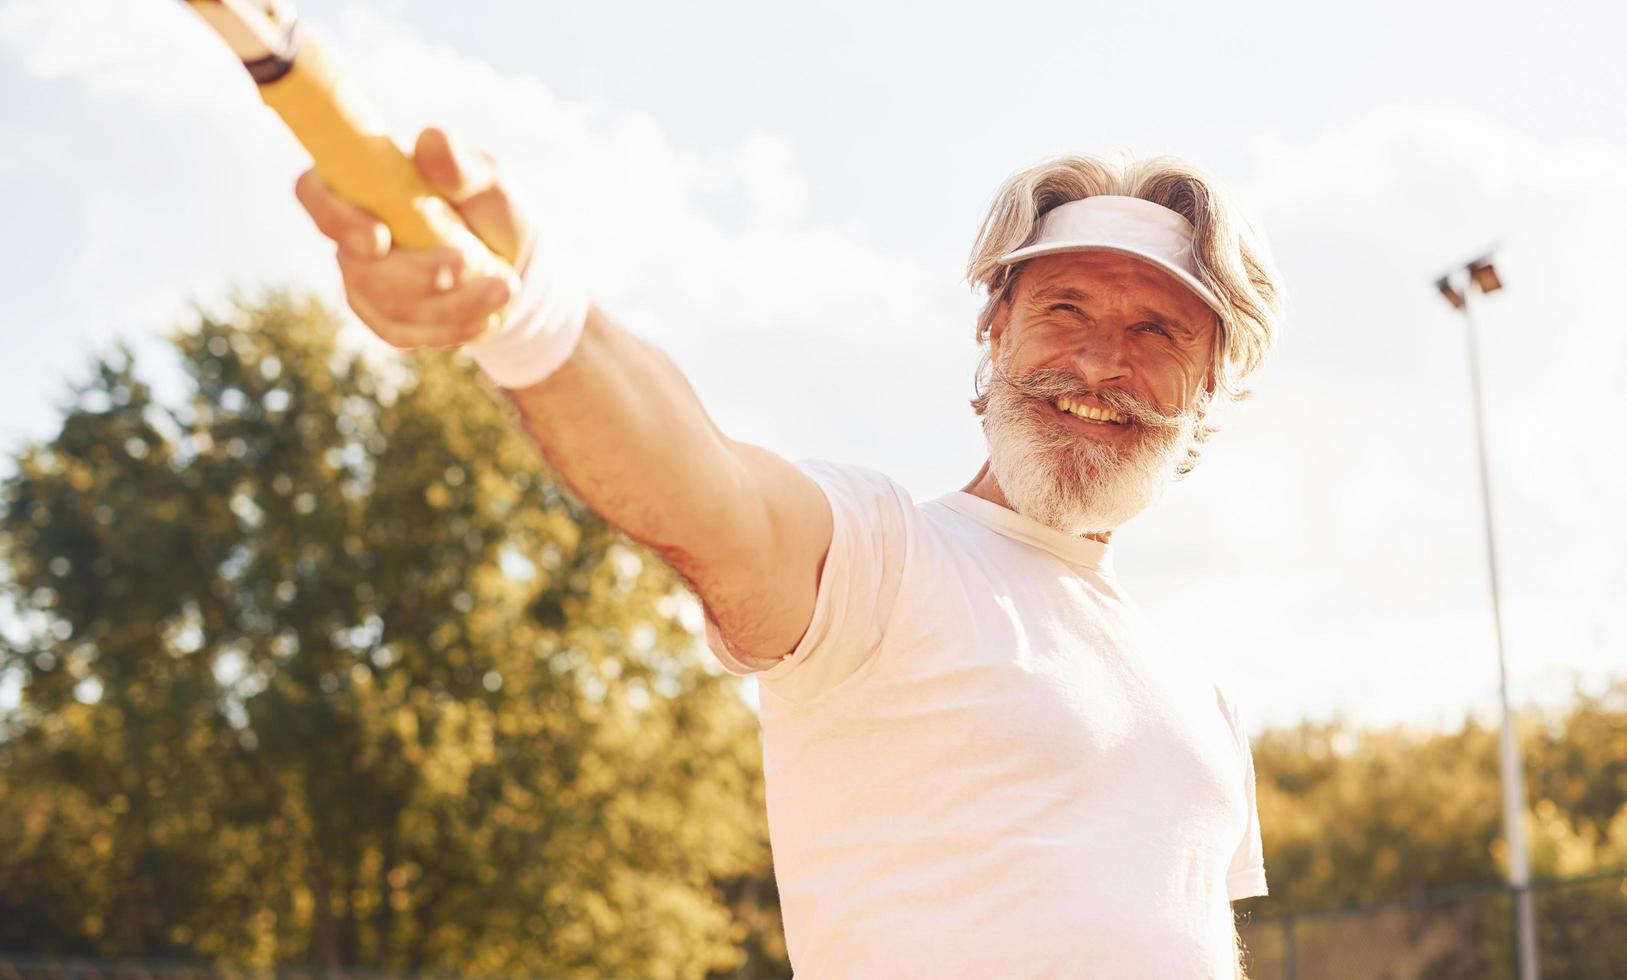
[296,127,1287,978]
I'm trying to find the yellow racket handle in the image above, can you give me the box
[257,30,515,280]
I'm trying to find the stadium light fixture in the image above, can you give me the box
[1435,274,1467,310]
[1433,251,1538,980]
[1468,256,1504,294]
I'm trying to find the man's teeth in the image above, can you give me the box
[1055,396,1127,424]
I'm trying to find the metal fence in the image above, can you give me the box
[0,960,590,980]
[0,960,479,980]
[0,956,581,980]
[4,871,1624,980]
[1238,868,1627,980]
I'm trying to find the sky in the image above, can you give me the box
[1,0,1623,734]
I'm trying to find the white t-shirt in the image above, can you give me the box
[705,460,1268,979]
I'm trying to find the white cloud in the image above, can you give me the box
[0,0,975,469]
[0,0,253,112]
[306,7,977,469]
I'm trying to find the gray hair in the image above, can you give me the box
[967,150,1287,417]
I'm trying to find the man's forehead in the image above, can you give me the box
[1023,258,1210,321]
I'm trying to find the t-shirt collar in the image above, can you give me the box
[936,491,1113,571]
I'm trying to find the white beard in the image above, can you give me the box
[982,371,1203,537]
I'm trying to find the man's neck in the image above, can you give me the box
[959,460,1113,544]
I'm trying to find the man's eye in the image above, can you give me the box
[1050,303,1081,315]
[1138,322,1170,336]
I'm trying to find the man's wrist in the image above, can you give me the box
[465,241,590,390]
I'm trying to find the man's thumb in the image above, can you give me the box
[412,127,527,267]
[414,127,494,204]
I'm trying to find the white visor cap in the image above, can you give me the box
[997,195,1226,317]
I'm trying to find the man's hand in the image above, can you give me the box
[293,127,526,350]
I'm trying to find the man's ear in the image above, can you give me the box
[989,279,1018,362]
[1203,317,1223,398]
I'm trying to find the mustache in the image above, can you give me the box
[992,365,1198,430]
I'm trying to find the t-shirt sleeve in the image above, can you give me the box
[1220,686,1269,902]
[704,458,912,705]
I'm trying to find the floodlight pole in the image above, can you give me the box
[1442,263,1539,980]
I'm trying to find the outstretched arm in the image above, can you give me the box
[295,128,832,664]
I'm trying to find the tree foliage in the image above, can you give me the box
[1246,680,1627,978]
[0,291,787,978]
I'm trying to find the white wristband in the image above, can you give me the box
[465,241,591,390]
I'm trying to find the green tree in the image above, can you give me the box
[0,290,791,978]
[1244,680,1627,979]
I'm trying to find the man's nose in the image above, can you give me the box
[1068,328,1132,388]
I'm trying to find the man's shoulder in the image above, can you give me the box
[793,458,916,502]
[791,459,923,539]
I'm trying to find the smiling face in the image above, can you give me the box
[977,250,1220,535]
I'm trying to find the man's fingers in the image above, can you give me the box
[294,169,391,259]
[343,273,514,349]
[339,246,471,302]
[409,275,513,328]
[346,287,493,351]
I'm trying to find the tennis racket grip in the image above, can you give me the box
[260,31,515,277]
